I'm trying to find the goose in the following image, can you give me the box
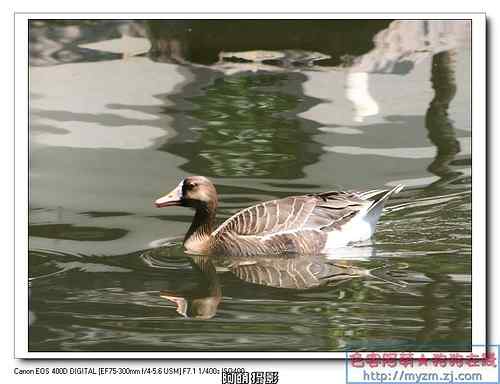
[154,176,403,256]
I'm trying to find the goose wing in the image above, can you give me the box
[212,191,372,239]
[210,186,402,256]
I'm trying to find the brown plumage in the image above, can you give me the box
[155,176,403,256]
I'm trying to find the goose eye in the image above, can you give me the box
[186,182,197,190]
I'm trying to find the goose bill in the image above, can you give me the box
[155,183,183,208]
[160,292,188,317]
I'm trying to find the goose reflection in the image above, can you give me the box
[151,251,406,320]
[160,256,221,320]
[219,255,374,289]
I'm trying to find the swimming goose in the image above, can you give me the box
[154,176,403,256]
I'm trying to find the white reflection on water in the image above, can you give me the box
[78,35,151,56]
[344,72,379,123]
[387,171,471,188]
[30,58,185,149]
[318,127,363,135]
[324,137,471,159]
[34,120,166,149]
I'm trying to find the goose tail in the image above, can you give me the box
[363,264,408,288]
[362,184,404,228]
[325,262,408,287]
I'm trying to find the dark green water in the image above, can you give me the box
[29,20,472,352]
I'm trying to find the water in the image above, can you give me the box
[28,20,472,352]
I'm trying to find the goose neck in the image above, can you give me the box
[184,204,216,252]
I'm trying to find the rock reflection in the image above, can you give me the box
[350,20,468,75]
[29,20,147,66]
[344,20,469,123]
[146,20,390,66]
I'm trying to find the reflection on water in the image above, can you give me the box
[146,20,392,66]
[29,19,472,352]
[426,50,464,187]
[160,72,323,178]
[157,255,222,320]
[147,250,410,321]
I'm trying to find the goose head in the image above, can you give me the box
[155,176,218,211]
[155,176,218,253]
[160,291,221,320]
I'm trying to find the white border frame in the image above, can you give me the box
[15,13,486,359]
